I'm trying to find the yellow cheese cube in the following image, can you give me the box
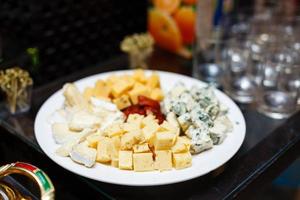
[120,75,135,87]
[111,158,119,168]
[113,94,131,110]
[128,83,150,104]
[142,114,158,126]
[119,151,133,170]
[123,122,140,132]
[120,131,140,150]
[111,136,121,160]
[154,131,176,150]
[150,88,164,101]
[111,79,133,98]
[104,123,124,138]
[96,137,112,163]
[94,80,111,98]
[83,87,94,101]
[132,69,147,84]
[133,143,150,153]
[171,136,191,153]
[133,153,154,172]
[154,150,172,171]
[86,133,102,149]
[142,121,160,146]
[172,152,192,169]
[94,86,111,99]
[146,73,160,88]
[127,114,144,124]
[159,121,180,136]
[106,75,119,87]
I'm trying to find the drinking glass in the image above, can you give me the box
[257,59,299,119]
[193,28,226,87]
[223,39,259,103]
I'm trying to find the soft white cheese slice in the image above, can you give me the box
[70,142,97,168]
[55,128,95,157]
[69,110,101,131]
[90,97,118,111]
[52,122,78,144]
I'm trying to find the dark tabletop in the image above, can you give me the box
[0,49,299,200]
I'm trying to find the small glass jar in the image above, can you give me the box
[5,85,32,114]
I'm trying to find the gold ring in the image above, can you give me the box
[0,162,55,200]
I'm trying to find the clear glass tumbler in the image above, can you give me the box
[257,61,299,119]
[223,39,259,103]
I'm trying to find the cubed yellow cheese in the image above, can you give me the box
[171,136,191,153]
[127,114,144,124]
[111,158,119,168]
[83,87,94,101]
[120,75,135,87]
[128,83,150,104]
[132,69,147,84]
[146,73,160,88]
[119,151,133,170]
[142,121,160,146]
[106,75,119,87]
[86,133,102,149]
[154,150,172,171]
[96,137,112,163]
[120,131,139,150]
[150,88,164,101]
[94,80,111,98]
[111,80,133,98]
[123,122,140,132]
[133,143,150,153]
[111,136,121,160]
[154,131,177,150]
[113,95,131,110]
[172,152,192,169]
[159,121,180,136]
[133,153,154,172]
[104,123,124,138]
[142,114,158,126]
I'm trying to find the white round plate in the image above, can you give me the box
[34,70,246,186]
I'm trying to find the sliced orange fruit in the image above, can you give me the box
[153,0,181,14]
[148,8,182,52]
[174,6,196,45]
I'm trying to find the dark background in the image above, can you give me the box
[0,0,261,86]
[0,0,146,85]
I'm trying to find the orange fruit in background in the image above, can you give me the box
[174,6,196,45]
[148,8,182,52]
[153,0,181,14]
[182,0,196,5]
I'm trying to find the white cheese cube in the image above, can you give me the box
[119,151,133,170]
[133,153,154,172]
[154,150,172,171]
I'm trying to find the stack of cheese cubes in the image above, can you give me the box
[83,70,164,109]
[87,114,192,171]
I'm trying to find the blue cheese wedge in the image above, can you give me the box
[209,122,227,145]
[170,101,187,116]
[187,126,213,154]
